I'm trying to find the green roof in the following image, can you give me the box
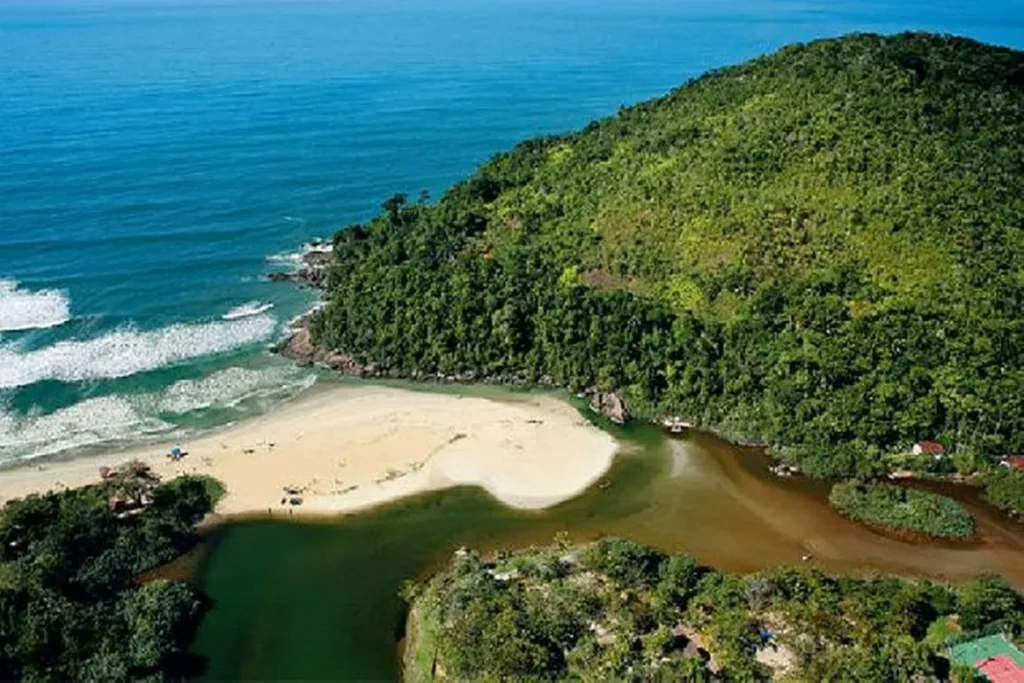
[949,635,1024,669]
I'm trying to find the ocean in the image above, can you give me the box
[1,0,1021,463]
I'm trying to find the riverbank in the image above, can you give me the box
[0,383,619,516]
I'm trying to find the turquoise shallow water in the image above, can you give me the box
[1,0,1021,462]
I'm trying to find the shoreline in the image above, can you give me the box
[0,382,619,517]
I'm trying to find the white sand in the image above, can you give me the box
[0,384,619,516]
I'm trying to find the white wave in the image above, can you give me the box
[0,279,71,333]
[222,301,275,321]
[306,240,333,254]
[158,365,315,414]
[0,363,315,462]
[265,249,304,265]
[0,314,277,390]
[0,396,172,462]
[265,239,332,267]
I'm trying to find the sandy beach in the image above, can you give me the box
[0,384,619,516]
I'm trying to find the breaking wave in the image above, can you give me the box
[265,238,332,267]
[222,300,275,320]
[0,279,71,333]
[265,248,305,266]
[0,314,277,390]
[0,364,316,462]
[158,365,315,414]
[0,396,173,462]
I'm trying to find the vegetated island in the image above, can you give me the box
[285,32,1024,516]
[403,539,1024,682]
[0,463,222,681]
[828,480,976,540]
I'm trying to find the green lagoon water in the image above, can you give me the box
[192,413,662,681]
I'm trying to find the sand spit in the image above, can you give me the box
[0,384,619,516]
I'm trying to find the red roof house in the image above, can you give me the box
[1001,456,1024,473]
[976,655,1024,683]
[913,440,946,456]
[950,635,1024,683]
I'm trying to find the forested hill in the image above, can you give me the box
[311,33,1024,477]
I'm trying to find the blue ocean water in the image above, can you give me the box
[1,0,1021,462]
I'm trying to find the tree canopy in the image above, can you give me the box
[0,465,221,681]
[311,33,1024,483]
[828,481,976,539]
[404,539,1024,682]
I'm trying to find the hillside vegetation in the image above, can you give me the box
[312,33,1024,478]
[403,540,1023,681]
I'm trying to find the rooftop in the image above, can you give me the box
[950,634,1024,682]
[915,440,946,454]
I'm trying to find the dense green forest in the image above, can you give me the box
[828,481,976,539]
[0,464,221,681]
[404,539,1023,681]
[984,467,1024,517]
[310,33,1024,489]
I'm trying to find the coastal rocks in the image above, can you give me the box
[587,391,629,425]
[277,327,373,375]
[267,242,333,289]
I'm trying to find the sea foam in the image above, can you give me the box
[0,314,277,390]
[222,301,275,321]
[0,396,172,462]
[0,363,316,462]
[265,239,332,268]
[158,365,315,414]
[0,279,71,333]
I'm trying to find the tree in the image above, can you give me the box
[122,580,203,672]
[654,555,702,613]
[956,574,1023,631]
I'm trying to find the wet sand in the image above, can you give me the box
[0,384,618,515]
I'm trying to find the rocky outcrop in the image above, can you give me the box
[588,391,629,425]
[267,244,332,289]
[276,326,373,375]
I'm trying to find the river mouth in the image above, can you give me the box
[186,394,1024,681]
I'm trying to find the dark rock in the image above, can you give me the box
[267,245,333,290]
[277,327,371,375]
[588,391,629,425]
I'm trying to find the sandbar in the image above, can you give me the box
[0,384,619,516]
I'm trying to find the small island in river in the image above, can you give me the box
[829,480,977,541]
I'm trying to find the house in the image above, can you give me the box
[999,456,1024,473]
[912,440,946,458]
[949,634,1024,683]
[976,655,1024,683]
